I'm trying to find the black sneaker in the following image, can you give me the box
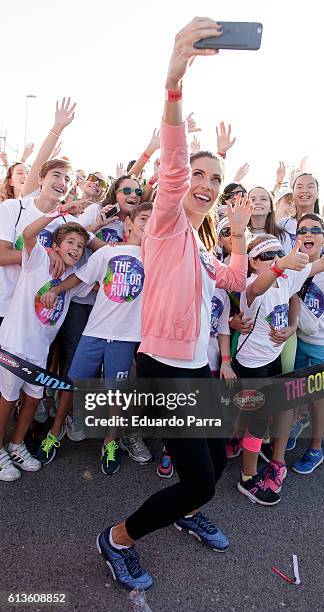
[101,441,120,475]
[237,472,281,505]
[259,441,273,463]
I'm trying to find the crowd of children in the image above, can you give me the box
[0,17,323,592]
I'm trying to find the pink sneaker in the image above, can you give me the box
[262,460,287,493]
[226,438,242,459]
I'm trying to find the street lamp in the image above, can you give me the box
[24,94,37,148]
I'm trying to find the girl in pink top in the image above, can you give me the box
[96,18,252,591]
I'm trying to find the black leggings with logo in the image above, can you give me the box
[124,353,227,541]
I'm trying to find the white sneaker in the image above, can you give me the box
[119,436,152,465]
[0,447,21,481]
[33,399,48,424]
[65,414,86,442]
[8,442,42,472]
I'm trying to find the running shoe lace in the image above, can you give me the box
[130,437,146,454]
[264,463,280,485]
[41,434,60,457]
[255,478,268,492]
[105,441,118,461]
[193,513,216,534]
[124,546,142,578]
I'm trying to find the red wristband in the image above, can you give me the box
[271,262,287,279]
[217,151,226,159]
[221,355,231,362]
[141,152,150,164]
[165,88,182,102]
[148,176,158,187]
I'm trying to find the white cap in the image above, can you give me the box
[273,188,293,206]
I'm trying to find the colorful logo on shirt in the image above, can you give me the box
[199,247,216,280]
[265,303,289,330]
[96,228,123,244]
[304,281,324,318]
[15,229,53,251]
[103,255,144,303]
[35,279,65,326]
[210,296,224,338]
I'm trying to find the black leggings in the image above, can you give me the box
[125,353,227,541]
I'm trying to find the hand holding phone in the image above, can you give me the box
[193,22,263,51]
[100,203,121,223]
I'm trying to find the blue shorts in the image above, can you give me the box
[295,338,324,369]
[69,336,136,383]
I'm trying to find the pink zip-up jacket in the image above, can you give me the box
[139,119,247,360]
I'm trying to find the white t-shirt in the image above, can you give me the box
[208,288,230,372]
[237,264,312,368]
[76,244,145,342]
[0,197,94,316]
[78,203,124,243]
[298,270,324,345]
[0,241,90,363]
[152,229,215,369]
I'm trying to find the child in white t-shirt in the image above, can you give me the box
[234,234,324,506]
[36,203,153,474]
[0,203,90,482]
[290,213,324,475]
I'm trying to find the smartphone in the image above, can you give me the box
[100,203,120,222]
[193,22,263,51]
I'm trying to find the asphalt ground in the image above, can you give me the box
[1,421,323,612]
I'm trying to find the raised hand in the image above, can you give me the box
[190,135,201,154]
[53,97,77,134]
[227,193,252,233]
[277,240,309,272]
[0,151,8,167]
[166,17,221,88]
[275,161,286,187]
[20,142,34,163]
[216,122,236,155]
[297,156,308,174]
[116,162,125,178]
[233,162,250,183]
[186,112,202,134]
[147,129,160,154]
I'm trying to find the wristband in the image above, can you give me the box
[271,262,287,279]
[221,355,231,362]
[50,130,60,137]
[217,151,226,159]
[141,152,150,164]
[165,88,182,102]
[148,176,158,187]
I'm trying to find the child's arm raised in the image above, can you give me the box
[22,202,80,256]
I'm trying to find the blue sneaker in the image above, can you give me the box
[174,512,229,552]
[96,528,153,590]
[286,415,310,451]
[291,448,323,474]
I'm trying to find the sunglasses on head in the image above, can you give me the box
[254,250,285,261]
[224,190,245,200]
[297,226,324,235]
[220,227,231,238]
[116,186,143,197]
[87,174,108,189]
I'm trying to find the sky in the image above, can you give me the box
[1,0,323,193]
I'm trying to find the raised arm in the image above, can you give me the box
[129,129,160,178]
[22,98,76,197]
[22,201,79,256]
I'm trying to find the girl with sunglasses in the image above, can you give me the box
[79,175,142,244]
[96,17,252,591]
[289,213,324,475]
[234,234,324,505]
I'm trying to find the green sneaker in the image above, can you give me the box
[34,432,61,465]
[101,440,120,475]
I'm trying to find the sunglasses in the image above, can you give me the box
[296,226,324,235]
[224,190,245,200]
[254,250,285,261]
[220,227,231,238]
[116,186,143,197]
[87,174,108,189]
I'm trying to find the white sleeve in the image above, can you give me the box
[218,292,230,335]
[22,240,48,273]
[287,264,312,297]
[0,200,21,243]
[77,204,98,229]
[75,247,108,285]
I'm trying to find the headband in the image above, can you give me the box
[249,238,282,258]
[216,217,230,235]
